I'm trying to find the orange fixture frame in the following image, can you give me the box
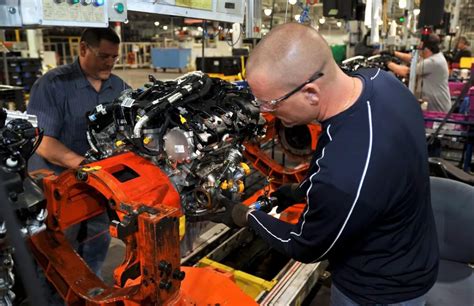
[29,152,256,305]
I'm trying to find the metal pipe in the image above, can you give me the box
[201,21,205,72]
[2,52,8,86]
[270,0,276,30]
[1,30,9,86]
[450,0,461,34]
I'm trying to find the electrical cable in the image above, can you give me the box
[225,24,244,48]
[27,129,43,160]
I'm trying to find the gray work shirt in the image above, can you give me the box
[27,59,129,174]
[415,52,451,112]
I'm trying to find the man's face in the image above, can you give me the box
[80,40,119,80]
[457,40,466,50]
[420,47,428,58]
[247,74,319,127]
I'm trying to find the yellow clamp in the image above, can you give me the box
[240,162,251,176]
[179,216,186,240]
[220,180,234,190]
[143,137,152,145]
[236,180,245,193]
[179,114,187,124]
[81,166,102,172]
[115,140,125,147]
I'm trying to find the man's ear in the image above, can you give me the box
[79,41,87,57]
[302,83,320,105]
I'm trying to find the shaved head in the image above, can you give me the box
[247,23,337,89]
[246,23,361,125]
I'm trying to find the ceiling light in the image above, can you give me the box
[294,14,300,21]
[197,26,203,32]
[154,21,160,27]
[163,25,168,30]
[398,0,407,9]
[124,19,129,24]
[183,26,188,31]
[413,8,420,16]
[319,17,325,24]
[336,21,342,27]
[288,0,297,5]
[264,8,272,16]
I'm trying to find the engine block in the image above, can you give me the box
[86,72,264,218]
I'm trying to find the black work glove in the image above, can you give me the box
[380,54,393,67]
[379,49,394,57]
[270,183,306,213]
[208,195,250,228]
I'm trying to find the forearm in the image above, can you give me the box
[394,51,412,63]
[387,62,410,78]
[36,136,85,169]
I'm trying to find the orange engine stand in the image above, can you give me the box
[29,152,256,305]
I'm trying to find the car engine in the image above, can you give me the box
[0,109,46,305]
[86,72,264,219]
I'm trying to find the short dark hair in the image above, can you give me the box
[80,27,120,47]
[423,33,440,54]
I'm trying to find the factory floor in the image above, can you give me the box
[100,67,332,305]
[101,238,331,306]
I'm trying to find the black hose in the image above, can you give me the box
[27,129,43,160]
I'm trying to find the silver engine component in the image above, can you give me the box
[163,128,195,163]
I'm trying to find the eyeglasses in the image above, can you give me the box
[86,44,120,63]
[253,71,324,112]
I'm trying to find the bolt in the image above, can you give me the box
[159,280,172,291]
[8,192,18,202]
[158,260,172,275]
[8,7,17,14]
[76,171,88,181]
[172,269,185,281]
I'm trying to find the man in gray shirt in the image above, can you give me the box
[386,34,451,112]
[27,27,129,279]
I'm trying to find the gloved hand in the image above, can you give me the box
[208,195,251,228]
[270,183,306,213]
[380,54,394,66]
[379,49,394,57]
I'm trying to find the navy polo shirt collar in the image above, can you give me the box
[73,58,114,91]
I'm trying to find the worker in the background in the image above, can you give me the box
[385,33,451,112]
[27,27,129,278]
[451,36,472,64]
[354,30,377,57]
[212,23,439,306]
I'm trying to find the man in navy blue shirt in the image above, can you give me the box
[27,27,128,279]
[215,23,439,305]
